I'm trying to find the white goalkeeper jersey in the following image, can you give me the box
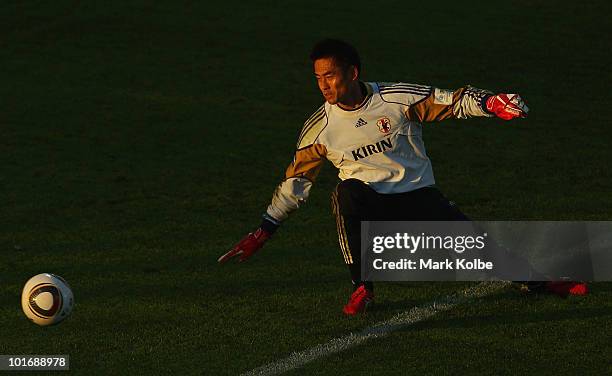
[266,82,493,222]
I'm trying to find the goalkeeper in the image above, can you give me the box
[219,39,571,315]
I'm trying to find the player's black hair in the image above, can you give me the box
[310,39,361,76]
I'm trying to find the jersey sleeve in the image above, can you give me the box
[378,82,493,122]
[406,85,494,122]
[265,106,328,222]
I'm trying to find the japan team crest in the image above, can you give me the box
[376,117,391,134]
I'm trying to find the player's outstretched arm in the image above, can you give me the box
[218,145,325,264]
[218,216,279,263]
[485,93,529,120]
[398,84,529,122]
[218,140,326,264]
[218,106,328,264]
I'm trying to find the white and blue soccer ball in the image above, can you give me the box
[21,273,74,326]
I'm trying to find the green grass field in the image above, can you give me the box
[1,1,611,374]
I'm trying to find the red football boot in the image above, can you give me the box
[546,281,588,297]
[343,285,374,315]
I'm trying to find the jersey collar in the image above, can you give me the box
[335,82,373,114]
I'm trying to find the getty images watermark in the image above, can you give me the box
[361,221,612,281]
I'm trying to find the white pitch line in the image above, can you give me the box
[242,281,510,376]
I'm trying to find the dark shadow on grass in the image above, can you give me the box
[390,290,611,334]
[403,306,612,334]
[366,299,421,314]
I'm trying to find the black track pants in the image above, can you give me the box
[331,179,468,288]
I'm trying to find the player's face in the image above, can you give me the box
[313,58,357,105]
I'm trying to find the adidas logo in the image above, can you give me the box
[355,118,367,128]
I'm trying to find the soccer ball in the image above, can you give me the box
[21,273,74,326]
